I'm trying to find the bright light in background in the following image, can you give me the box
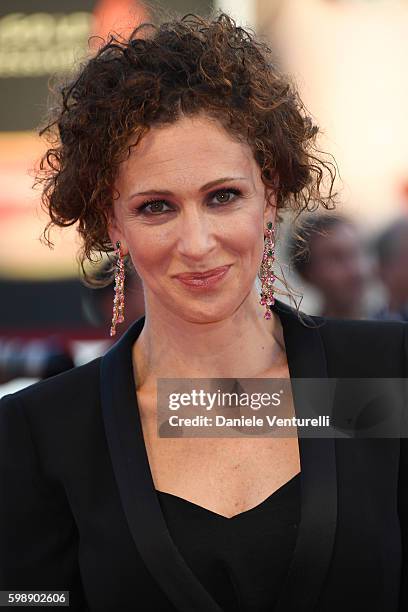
[214,0,256,28]
[267,0,408,231]
[92,0,146,42]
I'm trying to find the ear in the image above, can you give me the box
[107,209,128,254]
[263,187,278,228]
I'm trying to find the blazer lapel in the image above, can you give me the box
[100,298,337,612]
[271,299,337,612]
[100,315,224,612]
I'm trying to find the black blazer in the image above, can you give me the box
[1,298,408,612]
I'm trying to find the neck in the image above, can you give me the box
[132,287,285,389]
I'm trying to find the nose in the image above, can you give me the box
[176,209,218,261]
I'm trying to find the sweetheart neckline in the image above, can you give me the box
[155,471,301,520]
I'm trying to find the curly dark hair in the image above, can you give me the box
[36,10,337,293]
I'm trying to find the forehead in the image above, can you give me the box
[116,114,258,192]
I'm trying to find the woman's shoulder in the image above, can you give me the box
[0,356,102,422]
[308,313,408,377]
[312,312,408,341]
[277,299,407,341]
[0,357,106,494]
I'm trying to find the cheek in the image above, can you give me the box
[227,217,263,256]
[125,230,163,275]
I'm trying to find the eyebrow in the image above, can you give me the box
[128,177,248,199]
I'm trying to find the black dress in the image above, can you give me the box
[156,472,301,612]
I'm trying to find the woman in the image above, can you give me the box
[0,12,407,612]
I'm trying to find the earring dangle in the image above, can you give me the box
[259,221,276,320]
[110,241,125,337]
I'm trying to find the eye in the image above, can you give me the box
[210,188,242,206]
[137,199,172,215]
[135,188,242,217]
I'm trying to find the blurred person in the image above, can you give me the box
[0,12,407,612]
[372,216,408,322]
[287,213,367,319]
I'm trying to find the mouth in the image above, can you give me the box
[174,265,232,289]
[174,265,232,280]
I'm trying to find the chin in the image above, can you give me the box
[174,302,235,324]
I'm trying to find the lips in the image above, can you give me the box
[175,265,231,280]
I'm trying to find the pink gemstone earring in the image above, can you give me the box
[109,240,125,337]
[259,221,276,319]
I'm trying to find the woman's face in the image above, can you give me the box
[109,113,276,323]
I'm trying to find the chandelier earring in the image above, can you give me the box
[259,221,276,319]
[109,240,125,337]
